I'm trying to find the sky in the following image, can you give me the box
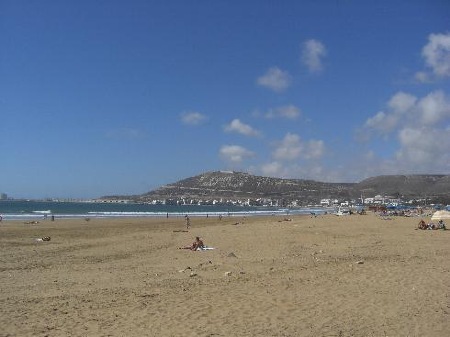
[1,0,450,199]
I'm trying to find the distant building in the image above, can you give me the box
[320,199,330,206]
[0,193,7,200]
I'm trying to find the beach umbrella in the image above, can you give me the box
[431,210,450,221]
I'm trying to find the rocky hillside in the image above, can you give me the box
[104,171,450,204]
[143,171,450,203]
[140,171,355,203]
[352,175,450,200]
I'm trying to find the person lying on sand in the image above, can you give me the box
[416,220,446,230]
[427,222,447,230]
[417,220,427,230]
[35,236,51,242]
[179,236,205,251]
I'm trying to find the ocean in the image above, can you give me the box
[0,200,330,221]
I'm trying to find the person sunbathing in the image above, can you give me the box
[179,237,205,250]
[417,220,427,230]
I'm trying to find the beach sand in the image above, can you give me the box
[1,213,449,337]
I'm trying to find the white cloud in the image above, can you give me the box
[219,145,255,164]
[416,32,450,82]
[358,90,450,176]
[181,111,207,125]
[417,90,450,125]
[256,161,332,182]
[364,90,450,134]
[256,67,292,92]
[265,105,301,119]
[301,39,327,73]
[260,161,283,177]
[388,92,417,113]
[375,92,417,128]
[251,91,449,182]
[305,140,325,159]
[364,109,405,135]
[224,119,260,137]
[364,111,391,131]
[422,32,450,78]
[396,127,450,168]
[273,133,325,161]
[273,133,303,160]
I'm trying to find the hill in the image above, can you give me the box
[103,172,450,205]
[139,171,354,204]
[353,175,450,201]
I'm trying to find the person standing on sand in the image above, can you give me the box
[185,215,190,230]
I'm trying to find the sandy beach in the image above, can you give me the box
[1,213,449,337]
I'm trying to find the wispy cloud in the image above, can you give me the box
[415,32,450,82]
[273,133,303,160]
[388,91,417,113]
[272,133,325,161]
[224,119,261,137]
[305,140,325,159]
[219,145,255,164]
[256,67,292,92]
[260,161,284,177]
[395,127,450,166]
[414,71,431,83]
[258,161,329,182]
[301,39,327,73]
[265,105,301,120]
[180,111,207,125]
[364,91,417,134]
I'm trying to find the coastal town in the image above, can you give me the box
[92,194,445,213]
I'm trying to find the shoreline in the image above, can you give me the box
[0,207,333,222]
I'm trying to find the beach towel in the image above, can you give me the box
[197,246,215,251]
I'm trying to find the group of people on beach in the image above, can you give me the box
[379,208,433,218]
[417,219,446,230]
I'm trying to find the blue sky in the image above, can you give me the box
[1,0,449,199]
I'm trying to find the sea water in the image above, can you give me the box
[0,200,331,221]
